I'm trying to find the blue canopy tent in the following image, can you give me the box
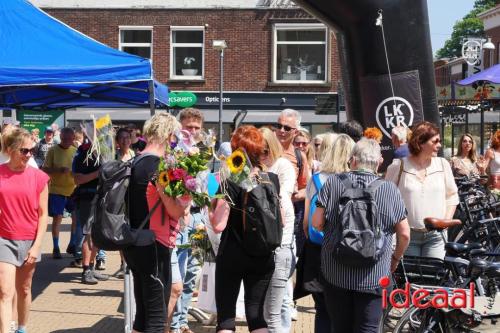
[0,0,168,113]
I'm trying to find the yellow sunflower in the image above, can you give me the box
[158,171,170,187]
[226,150,246,174]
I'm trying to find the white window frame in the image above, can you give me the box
[272,23,328,84]
[170,26,205,80]
[118,26,153,62]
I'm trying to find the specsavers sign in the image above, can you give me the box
[17,109,65,134]
[169,91,197,108]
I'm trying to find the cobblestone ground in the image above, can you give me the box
[27,218,315,332]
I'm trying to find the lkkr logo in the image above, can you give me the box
[375,96,414,139]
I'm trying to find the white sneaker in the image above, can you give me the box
[290,305,298,321]
[9,321,17,333]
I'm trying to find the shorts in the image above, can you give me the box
[171,247,182,284]
[76,198,94,235]
[0,237,41,267]
[48,194,73,217]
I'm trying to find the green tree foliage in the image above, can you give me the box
[435,0,497,59]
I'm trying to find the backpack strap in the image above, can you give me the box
[136,198,162,231]
[338,173,354,189]
[396,158,404,187]
[312,173,322,192]
[294,148,303,179]
[365,178,384,195]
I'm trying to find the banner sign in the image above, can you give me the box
[17,109,65,134]
[169,91,197,108]
[360,70,425,170]
[436,83,500,101]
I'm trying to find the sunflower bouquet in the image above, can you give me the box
[221,148,255,192]
[157,130,217,208]
[189,224,215,263]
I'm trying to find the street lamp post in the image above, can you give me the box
[213,40,227,146]
[462,37,495,154]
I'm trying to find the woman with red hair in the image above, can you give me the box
[209,125,280,333]
[484,130,500,189]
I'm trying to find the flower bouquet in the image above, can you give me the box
[157,129,218,208]
[189,224,215,263]
[220,148,256,192]
[82,114,115,165]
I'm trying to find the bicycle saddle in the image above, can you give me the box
[485,264,500,279]
[424,218,461,231]
[445,242,482,256]
[468,258,490,279]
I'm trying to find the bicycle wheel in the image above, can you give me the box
[392,307,424,333]
[378,304,409,333]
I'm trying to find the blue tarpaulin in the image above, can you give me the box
[0,0,168,110]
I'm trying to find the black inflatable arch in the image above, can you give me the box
[295,0,439,127]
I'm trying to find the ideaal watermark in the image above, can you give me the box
[379,276,475,309]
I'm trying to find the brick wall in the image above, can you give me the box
[45,8,340,93]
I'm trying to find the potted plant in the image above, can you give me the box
[182,57,198,76]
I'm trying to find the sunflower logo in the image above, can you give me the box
[226,149,246,174]
[158,171,170,187]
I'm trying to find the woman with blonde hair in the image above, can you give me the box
[294,129,314,172]
[301,133,355,333]
[483,130,500,189]
[450,133,480,177]
[123,112,190,333]
[259,127,296,332]
[0,128,49,333]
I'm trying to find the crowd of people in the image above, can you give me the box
[0,110,498,333]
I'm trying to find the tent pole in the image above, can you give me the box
[149,81,155,116]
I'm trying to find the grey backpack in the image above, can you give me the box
[332,173,385,266]
[90,154,160,251]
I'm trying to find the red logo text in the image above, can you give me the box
[379,276,475,309]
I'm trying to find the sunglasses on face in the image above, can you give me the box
[294,141,308,147]
[431,138,441,144]
[19,148,36,156]
[273,124,296,132]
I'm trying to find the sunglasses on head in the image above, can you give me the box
[273,124,296,132]
[19,148,36,156]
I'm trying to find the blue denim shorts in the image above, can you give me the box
[171,247,182,283]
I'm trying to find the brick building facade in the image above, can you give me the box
[34,1,342,134]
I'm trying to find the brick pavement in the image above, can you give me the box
[27,218,316,332]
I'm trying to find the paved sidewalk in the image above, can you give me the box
[27,218,315,332]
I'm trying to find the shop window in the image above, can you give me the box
[170,27,204,79]
[273,24,328,83]
[119,27,153,59]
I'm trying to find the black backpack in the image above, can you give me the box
[90,154,161,251]
[231,172,283,256]
[332,173,385,266]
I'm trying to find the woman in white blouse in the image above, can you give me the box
[386,121,459,259]
[260,127,296,333]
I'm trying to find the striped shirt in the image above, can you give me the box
[317,171,406,292]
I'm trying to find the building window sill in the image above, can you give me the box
[168,78,206,83]
[267,81,332,88]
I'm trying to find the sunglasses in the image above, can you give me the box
[294,141,308,147]
[430,138,441,144]
[19,148,36,156]
[314,143,321,148]
[273,124,296,132]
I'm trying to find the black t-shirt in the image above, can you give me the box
[128,154,160,229]
[72,143,100,199]
[131,140,147,154]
